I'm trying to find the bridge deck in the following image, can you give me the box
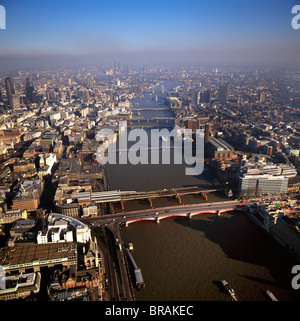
[68,186,224,204]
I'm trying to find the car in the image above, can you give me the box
[112,218,116,221]
[123,215,126,218]
[155,212,158,215]
[165,210,170,213]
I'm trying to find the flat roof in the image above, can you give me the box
[209,137,233,151]
[0,242,77,269]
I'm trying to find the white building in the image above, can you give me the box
[37,213,91,245]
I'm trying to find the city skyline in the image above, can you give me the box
[0,0,299,67]
[1,1,300,305]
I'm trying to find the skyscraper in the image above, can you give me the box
[200,89,211,104]
[5,77,15,107]
[259,91,265,103]
[0,88,3,102]
[11,94,21,110]
[218,82,229,105]
[191,91,200,106]
[26,77,35,103]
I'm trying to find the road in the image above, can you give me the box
[82,200,248,227]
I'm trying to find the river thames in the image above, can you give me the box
[107,80,300,301]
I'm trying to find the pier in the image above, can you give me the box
[125,247,145,289]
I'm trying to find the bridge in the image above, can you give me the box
[123,201,243,226]
[80,200,251,301]
[70,186,225,210]
[131,108,171,112]
[130,117,176,122]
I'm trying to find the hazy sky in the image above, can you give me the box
[0,0,299,66]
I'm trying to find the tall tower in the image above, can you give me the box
[26,77,35,103]
[218,82,229,105]
[11,94,20,110]
[205,123,210,143]
[5,77,15,107]
[259,91,265,103]
[200,89,211,104]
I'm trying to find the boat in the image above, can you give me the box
[221,280,235,296]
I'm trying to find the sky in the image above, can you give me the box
[0,0,299,67]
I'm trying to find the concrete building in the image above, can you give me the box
[0,242,77,274]
[11,179,43,211]
[38,213,91,246]
[55,203,80,218]
[0,272,41,301]
[218,82,229,105]
[208,137,237,161]
[239,174,288,196]
[0,209,27,224]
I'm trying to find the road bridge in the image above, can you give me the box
[83,200,250,230]
[81,200,250,300]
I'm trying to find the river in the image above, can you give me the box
[107,79,300,301]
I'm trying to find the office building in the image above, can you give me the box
[11,94,21,110]
[0,272,41,301]
[200,89,211,104]
[208,137,237,160]
[25,77,35,103]
[238,174,288,196]
[218,82,229,105]
[191,91,200,106]
[0,242,77,274]
[259,91,265,103]
[5,77,15,108]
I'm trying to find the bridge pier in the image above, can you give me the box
[201,192,208,200]
[176,195,182,204]
[125,221,128,227]
[187,213,191,219]
[155,217,160,224]
[121,201,125,210]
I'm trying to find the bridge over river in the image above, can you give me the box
[81,199,250,301]
[70,186,225,210]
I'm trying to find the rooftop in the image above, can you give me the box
[0,242,77,268]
